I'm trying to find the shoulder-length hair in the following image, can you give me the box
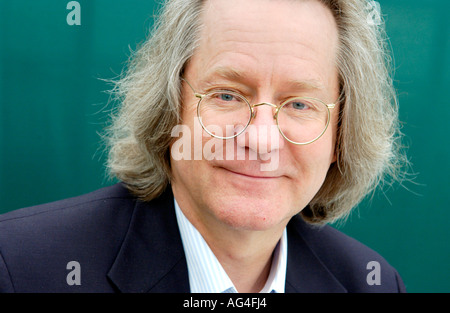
[105,0,407,225]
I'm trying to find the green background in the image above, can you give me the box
[0,0,448,292]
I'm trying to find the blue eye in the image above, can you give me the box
[291,101,308,110]
[220,93,235,101]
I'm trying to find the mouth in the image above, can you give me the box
[219,167,283,180]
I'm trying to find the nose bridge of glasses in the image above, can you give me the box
[251,102,278,119]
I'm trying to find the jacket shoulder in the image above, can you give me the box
[0,183,136,292]
[0,183,134,222]
[288,216,406,293]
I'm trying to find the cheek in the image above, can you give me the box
[288,133,336,189]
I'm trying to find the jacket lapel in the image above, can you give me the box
[107,187,190,293]
[285,216,347,293]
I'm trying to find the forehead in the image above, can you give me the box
[201,0,337,48]
[188,0,339,96]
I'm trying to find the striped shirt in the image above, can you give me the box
[174,199,287,293]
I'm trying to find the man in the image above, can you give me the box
[0,0,406,292]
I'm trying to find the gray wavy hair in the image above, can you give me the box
[105,0,407,225]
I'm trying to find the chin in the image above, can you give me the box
[212,197,293,231]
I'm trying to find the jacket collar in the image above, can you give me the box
[107,186,346,293]
[107,186,189,292]
[285,215,347,293]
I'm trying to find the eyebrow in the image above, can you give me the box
[204,66,325,92]
[204,67,250,86]
[284,78,325,92]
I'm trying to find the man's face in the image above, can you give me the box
[170,0,340,232]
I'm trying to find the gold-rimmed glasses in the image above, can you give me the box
[182,78,335,145]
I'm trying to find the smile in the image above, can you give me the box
[220,167,282,180]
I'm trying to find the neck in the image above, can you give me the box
[212,234,277,292]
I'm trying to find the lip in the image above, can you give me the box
[219,167,282,179]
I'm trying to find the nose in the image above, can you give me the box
[236,103,285,154]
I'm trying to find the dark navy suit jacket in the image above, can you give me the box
[0,183,406,292]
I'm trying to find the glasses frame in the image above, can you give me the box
[182,78,336,145]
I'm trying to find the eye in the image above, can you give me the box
[288,99,310,110]
[219,93,235,101]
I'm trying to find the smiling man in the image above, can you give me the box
[171,0,341,292]
[0,0,406,293]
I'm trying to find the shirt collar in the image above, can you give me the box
[174,199,287,293]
